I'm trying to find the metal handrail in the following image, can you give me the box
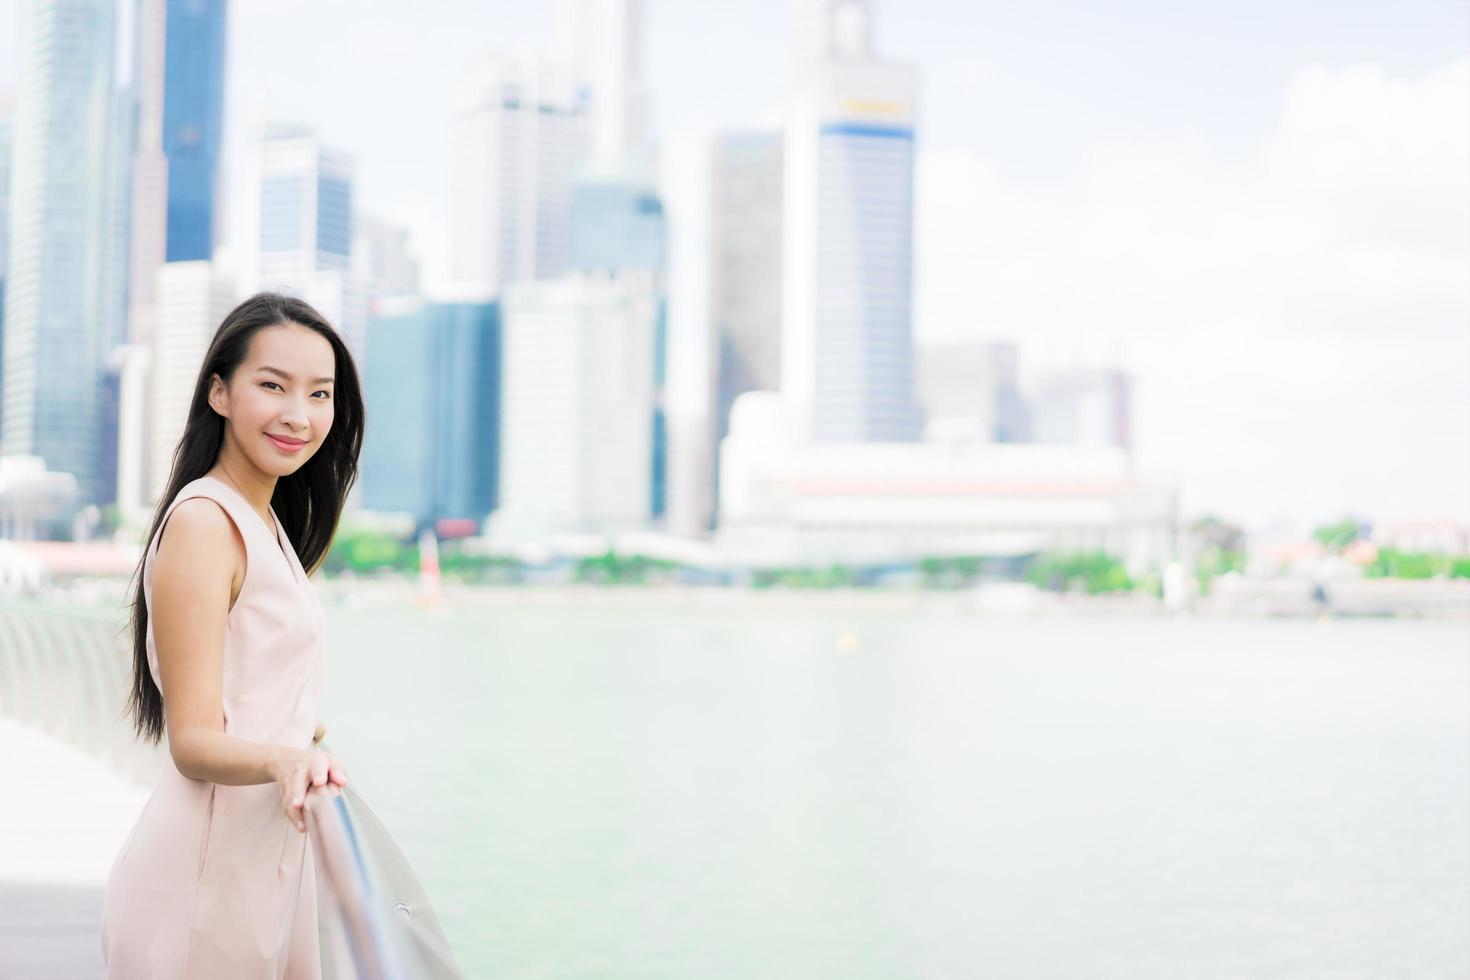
[307,779,465,979]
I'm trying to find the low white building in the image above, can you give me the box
[717,391,1178,571]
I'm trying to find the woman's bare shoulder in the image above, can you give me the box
[154,493,246,593]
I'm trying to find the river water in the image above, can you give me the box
[317,597,1469,979]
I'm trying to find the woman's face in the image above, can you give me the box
[210,322,337,478]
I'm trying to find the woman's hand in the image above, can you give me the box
[269,747,349,832]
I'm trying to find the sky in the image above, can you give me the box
[1,0,1467,534]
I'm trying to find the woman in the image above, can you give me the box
[103,293,364,978]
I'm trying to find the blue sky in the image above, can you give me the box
[2,0,1467,531]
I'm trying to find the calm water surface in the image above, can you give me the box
[320,599,1470,979]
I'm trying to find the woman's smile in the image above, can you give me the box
[266,432,308,454]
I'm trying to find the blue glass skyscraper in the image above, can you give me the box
[570,178,665,273]
[361,299,500,532]
[162,0,226,262]
[1,0,123,507]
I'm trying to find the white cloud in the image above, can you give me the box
[915,58,1470,530]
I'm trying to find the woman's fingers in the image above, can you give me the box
[309,751,330,788]
[290,766,308,807]
[327,756,349,787]
[288,767,308,831]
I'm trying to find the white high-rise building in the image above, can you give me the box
[352,212,421,304]
[113,343,152,522]
[710,130,784,505]
[448,54,590,291]
[492,272,661,537]
[127,0,169,347]
[257,125,363,354]
[0,117,12,315]
[555,0,645,163]
[149,261,237,500]
[782,0,922,445]
[2,0,126,504]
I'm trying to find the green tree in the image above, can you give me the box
[1312,517,1363,552]
[1026,551,1134,595]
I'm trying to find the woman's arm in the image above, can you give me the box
[151,499,345,828]
[152,497,279,784]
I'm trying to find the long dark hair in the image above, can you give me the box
[125,292,365,743]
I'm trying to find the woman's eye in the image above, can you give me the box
[312,391,332,400]
[262,382,282,391]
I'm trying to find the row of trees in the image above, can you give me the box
[320,514,1469,590]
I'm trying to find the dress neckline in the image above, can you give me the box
[198,475,303,585]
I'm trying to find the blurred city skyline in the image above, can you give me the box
[0,0,1466,533]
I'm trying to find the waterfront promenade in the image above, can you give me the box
[0,716,146,978]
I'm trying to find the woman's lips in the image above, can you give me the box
[267,434,307,454]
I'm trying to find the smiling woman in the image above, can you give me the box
[100,293,367,979]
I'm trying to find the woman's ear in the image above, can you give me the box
[207,373,228,418]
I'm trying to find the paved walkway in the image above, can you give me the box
[0,717,149,979]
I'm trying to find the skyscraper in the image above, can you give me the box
[257,125,363,354]
[567,161,669,520]
[782,0,922,445]
[259,124,353,281]
[1,0,127,506]
[448,53,590,291]
[360,295,500,532]
[149,261,236,500]
[162,0,227,263]
[555,0,645,163]
[128,0,227,345]
[0,118,12,418]
[710,129,784,524]
[352,212,421,305]
[492,272,661,537]
[570,168,665,274]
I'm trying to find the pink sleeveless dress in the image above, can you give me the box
[102,475,327,978]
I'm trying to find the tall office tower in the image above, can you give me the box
[1029,366,1133,452]
[98,87,135,358]
[360,295,500,534]
[352,213,421,305]
[259,125,353,281]
[113,344,152,521]
[2,0,126,506]
[162,0,226,262]
[128,0,228,346]
[570,168,665,274]
[448,53,590,291]
[568,167,668,518]
[558,0,670,520]
[710,130,783,489]
[555,0,645,163]
[0,118,12,417]
[782,0,922,445]
[492,272,661,537]
[257,125,363,353]
[149,261,236,500]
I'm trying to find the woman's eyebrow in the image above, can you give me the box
[258,365,335,384]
